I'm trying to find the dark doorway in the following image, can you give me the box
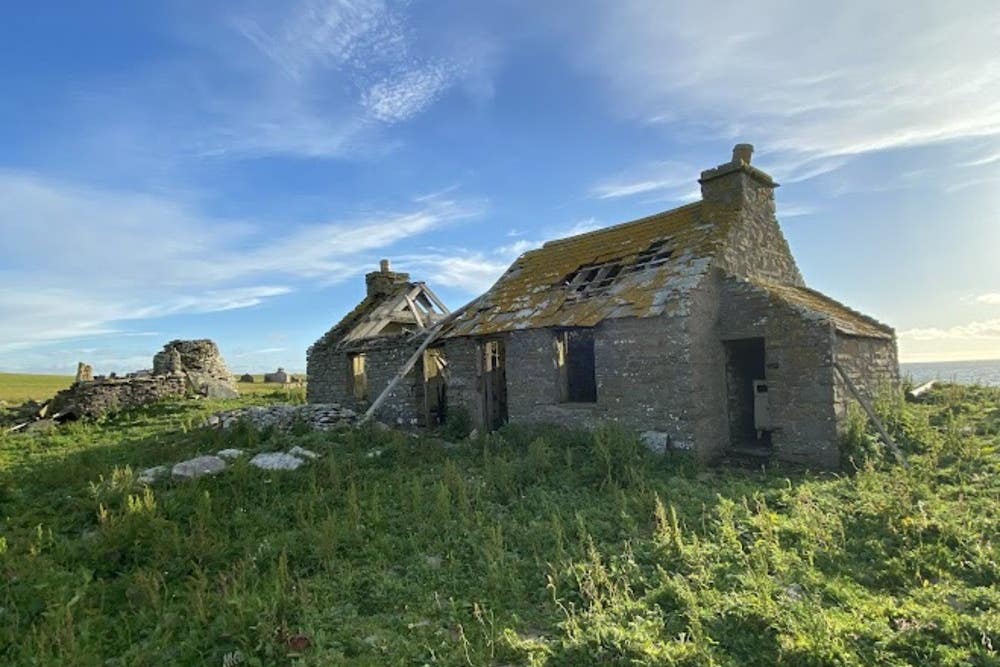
[723,338,770,449]
[482,339,508,430]
[556,329,597,403]
[423,347,447,427]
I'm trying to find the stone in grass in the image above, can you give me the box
[138,465,169,484]
[287,445,319,460]
[250,452,304,471]
[171,455,227,481]
[217,448,244,460]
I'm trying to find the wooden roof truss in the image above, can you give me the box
[340,283,450,345]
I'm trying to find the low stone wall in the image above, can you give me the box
[54,374,187,419]
[204,403,357,430]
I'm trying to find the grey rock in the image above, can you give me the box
[640,430,669,454]
[171,455,226,481]
[249,452,304,471]
[785,583,805,601]
[217,448,244,460]
[202,380,239,400]
[138,465,169,484]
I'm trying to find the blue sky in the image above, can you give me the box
[2,1,999,373]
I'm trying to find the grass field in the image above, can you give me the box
[1,385,998,665]
[0,373,75,404]
[0,373,302,403]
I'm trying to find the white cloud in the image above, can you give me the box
[899,319,1000,341]
[208,0,474,157]
[960,150,1000,168]
[590,161,695,200]
[400,217,612,296]
[556,2,1000,175]
[362,65,453,122]
[0,171,482,353]
[975,293,1000,305]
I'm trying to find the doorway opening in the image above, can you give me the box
[723,338,771,450]
[423,347,447,427]
[482,339,508,430]
[555,328,597,403]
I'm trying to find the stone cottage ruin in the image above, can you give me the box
[307,146,899,468]
[53,339,238,418]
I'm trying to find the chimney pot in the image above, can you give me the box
[732,143,754,165]
[380,259,391,273]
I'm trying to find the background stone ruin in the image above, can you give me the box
[153,339,237,396]
[50,339,238,420]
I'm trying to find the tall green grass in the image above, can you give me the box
[1,385,998,665]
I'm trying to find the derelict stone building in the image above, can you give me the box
[307,260,452,426]
[307,146,899,468]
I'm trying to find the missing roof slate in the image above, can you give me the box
[559,238,674,300]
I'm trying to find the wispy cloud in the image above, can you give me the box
[590,161,696,200]
[975,293,1000,305]
[0,170,483,352]
[899,319,1000,341]
[400,217,611,295]
[959,150,1000,168]
[555,2,1000,176]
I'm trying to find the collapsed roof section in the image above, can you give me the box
[313,280,450,350]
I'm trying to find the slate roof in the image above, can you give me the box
[445,202,724,337]
[749,279,894,339]
[442,199,894,340]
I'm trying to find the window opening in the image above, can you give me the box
[556,329,597,403]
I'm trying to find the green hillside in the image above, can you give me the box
[1,386,998,665]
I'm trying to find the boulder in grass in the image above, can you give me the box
[250,452,304,471]
[201,380,239,400]
[138,465,170,484]
[171,455,226,481]
[239,373,255,383]
[217,448,244,460]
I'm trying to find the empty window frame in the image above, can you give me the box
[555,328,597,403]
[562,262,623,299]
[349,353,369,402]
[624,238,674,275]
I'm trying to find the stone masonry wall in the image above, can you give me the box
[306,342,347,405]
[447,316,701,451]
[153,339,236,390]
[832,333,900,436]
[701,167,805,287]
[684,272,731,462]
[54,375,187,419]
[438,338,482,426]
[307,338,425,426]
[719,275,840,468]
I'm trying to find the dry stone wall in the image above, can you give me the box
[153,339,236,391]
[54,338,237,419]
[53,375,187,419]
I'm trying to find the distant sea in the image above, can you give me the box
[900,359,1000,387]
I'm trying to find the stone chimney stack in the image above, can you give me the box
[698,142,778,209]
[699,144,805,287]
[365,258,410,298]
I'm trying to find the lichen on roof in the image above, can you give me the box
[446,202,728,336]
[750,278,894,339]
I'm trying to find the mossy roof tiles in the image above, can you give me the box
[750,278,894,339]
[445,202,724,336]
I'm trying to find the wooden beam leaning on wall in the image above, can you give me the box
[359,295,483,424]
[833,361,908,468]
